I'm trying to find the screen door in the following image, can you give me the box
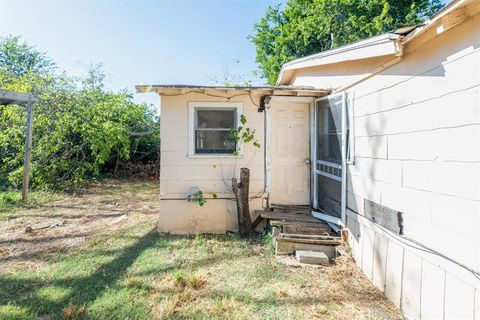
[313,94,346,219]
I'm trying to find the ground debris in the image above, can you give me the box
[0,179,159,272]
[108,213,128,225]
[24,219,64,233]
[276,255,326,268]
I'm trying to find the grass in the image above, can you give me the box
[0,189,60,220]
[0,180,402,320]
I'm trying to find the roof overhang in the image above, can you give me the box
[277,33,402,85]
[135,84,329,98]
[277,0,480,86]
[402,0,480,48]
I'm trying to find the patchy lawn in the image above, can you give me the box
[0,180,402,320]
[0,190,61,221]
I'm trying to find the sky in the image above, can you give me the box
[0,0,283,109]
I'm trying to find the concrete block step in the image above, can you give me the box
[296,250,330,265]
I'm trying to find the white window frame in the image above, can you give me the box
[187,101,243,158]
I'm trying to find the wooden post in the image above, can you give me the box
[232,168,254,238]
[22,102,33,202]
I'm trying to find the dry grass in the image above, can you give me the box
[0,179,403,320]
[62,304,87,319]
[0,179,159,272]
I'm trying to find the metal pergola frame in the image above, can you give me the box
[0,89,38,202]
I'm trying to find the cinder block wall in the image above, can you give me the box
[344,14,480,320]
[291,10,480,319]
[159,92,265,234]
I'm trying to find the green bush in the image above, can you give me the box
[0,36,159,189]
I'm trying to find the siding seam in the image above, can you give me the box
[355,48,480,101]
[356,122,480,138]
[355,83,480,119]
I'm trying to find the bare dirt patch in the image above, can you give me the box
[0,179,159,272]
[0,180,403,319]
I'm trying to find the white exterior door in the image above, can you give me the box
[269,101,310,205]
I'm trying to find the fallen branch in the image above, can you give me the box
[25,220,64,233]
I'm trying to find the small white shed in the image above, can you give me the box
[137,0,480,318]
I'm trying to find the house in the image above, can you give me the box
[136,0,480,318]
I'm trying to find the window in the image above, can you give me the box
[188,102,242,156]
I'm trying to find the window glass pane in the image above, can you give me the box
[196,110,235,129]
[195,130,236,154]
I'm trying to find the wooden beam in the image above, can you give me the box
[0,89,37,105]
[251,214,264,229]
[270,220,329,228]
[277,233,340,240]
[257,210,322,223]
[275,236,341,246]
[22,102,34,202]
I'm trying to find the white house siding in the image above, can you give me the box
[159,92,265,234]
[294,12,480,320]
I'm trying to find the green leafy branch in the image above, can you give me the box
[230,114,260,156]
[186,189,206,207]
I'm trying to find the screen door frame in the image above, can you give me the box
[312,91,347,224]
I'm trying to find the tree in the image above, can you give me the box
[0,36,55,79]
[208,67,259,237]
[251,0,443,84]
[0,36,160,189]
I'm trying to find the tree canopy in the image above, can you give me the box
[0,36,159,189]
[251,0,443,85]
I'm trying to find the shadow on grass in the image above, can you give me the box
[0,228,161,318]
[1,230,243,317]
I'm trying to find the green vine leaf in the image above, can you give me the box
[229,114,260,155]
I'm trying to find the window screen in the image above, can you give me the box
[194,109,236,154]
[316,98,343,165]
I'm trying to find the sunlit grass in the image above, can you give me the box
[0,221,401,319]
[0,180,400,320]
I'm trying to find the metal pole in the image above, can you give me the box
[22,102,33,202]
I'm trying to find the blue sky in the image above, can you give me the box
[0,0,450,109]
[0,0,283,108]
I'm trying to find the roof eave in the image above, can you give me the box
[276,33,402,85]
[402,0,478,46]
[135,84,330,97]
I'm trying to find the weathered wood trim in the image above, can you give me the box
[22,102,34,202]
[0,89,38,105]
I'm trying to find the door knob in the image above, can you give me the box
[305,159,311,164]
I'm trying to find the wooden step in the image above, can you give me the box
[283,224,330,235]
[277,233,341,242]
[270,220,329,228]
[256,210,320,223]
[271,204,311,214]
[270,220,331,235]
[274,232,341,257]
[271,203,311,210]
